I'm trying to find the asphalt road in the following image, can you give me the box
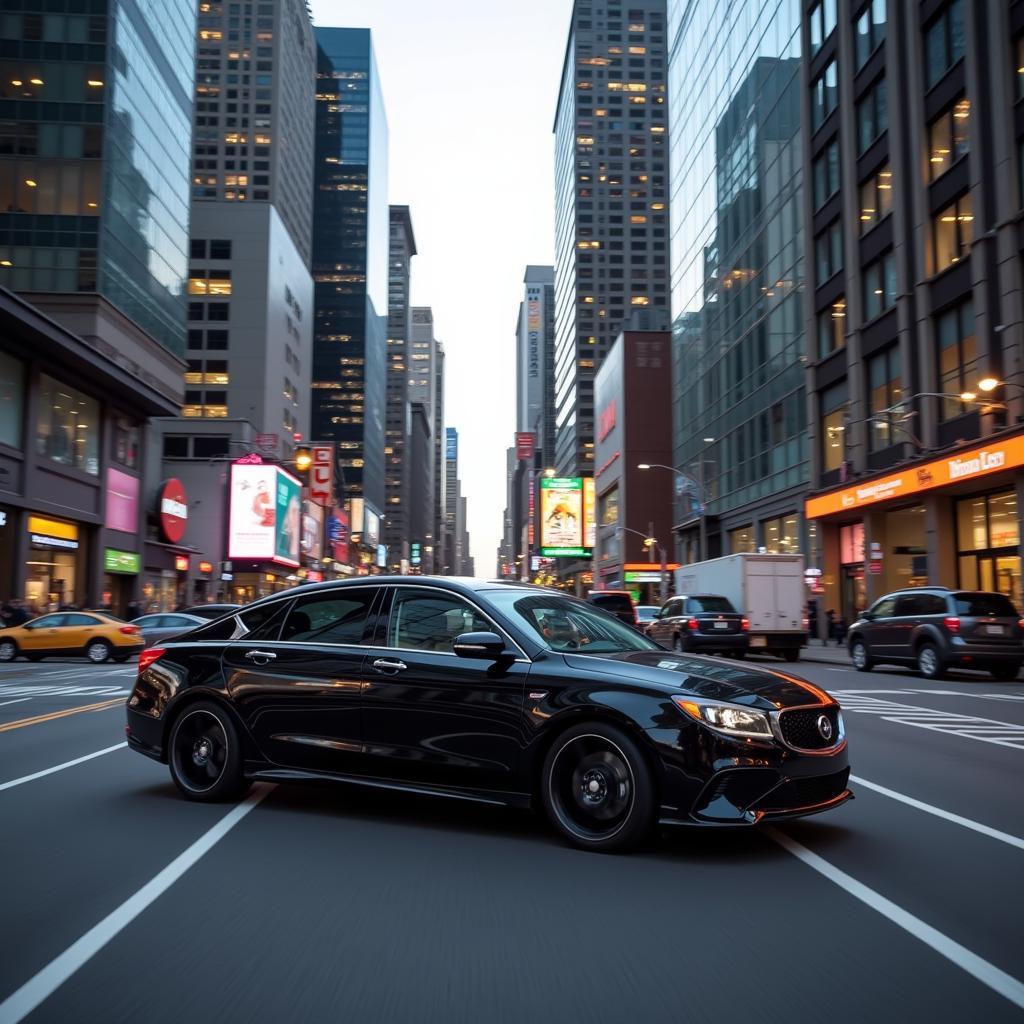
[0,653,1022,1023]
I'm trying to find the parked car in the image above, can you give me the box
[585,590,636,626]
[635,605,661,633]
[179,603,242,621]
[126,577,851,852]
[647,594,750,657]
[847,587,1024,681]
[132,612,207,647]
[0,611,144,663]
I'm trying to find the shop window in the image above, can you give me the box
[113,416,139,468]
[867,345,902,451]
[0,350,24,449]
[933,193,973,273]
[854,0,887,69]
[817,297,846,358]
[729,525,755,553]
[856,77,887,153]
[936,300,977,420]
[956,492,1022,606]
[927,99,969,181]
[862,251,896,321]
[821,381,848,472]
[840,523,866,564]
[599,486,619,526]
[924,0,965,90]
[762,515,801,553]
[811,61,838,132]
[36,374,99,475]
[859,164,892,233]
[812,138,840,210]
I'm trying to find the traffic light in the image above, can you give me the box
[294,447,313,473]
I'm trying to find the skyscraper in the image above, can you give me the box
[516,265,556,467]
[312,27,389,516]
[408,307,439,572]
[383,205,416,569]
[184,0,316,452]
[0,0,199,405]
[552,0,670,477]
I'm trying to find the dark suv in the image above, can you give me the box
[647,594,749,657]
[847,588,1024,681]
[586,590,637,626]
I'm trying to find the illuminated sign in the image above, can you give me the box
[28,515,79,550]
[198,561,214,575]
[310,445,333,506]
[446,428,458,462]
[301,501,324,561]
[104,549,140,574]
[597,399,617,442]
[583,476,596,549]
[516,432,535,461]
[158,479,187,543]
[228,464,301,566]
[175,555,189,572]
[105,468,139,533]
[539,478,585,556]
[806,434,1024,519]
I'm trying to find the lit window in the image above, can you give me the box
[933,193,973,273]
[927,98,969,180]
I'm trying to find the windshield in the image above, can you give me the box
[482,590,658,654]
[687,596,735,613]
[636,606,659,619]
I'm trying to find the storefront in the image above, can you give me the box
[806,430,1024,621]
[103,548,141,614]
[26,515,86,612]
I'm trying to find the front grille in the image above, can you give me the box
[779,706,841,750]
[753,767,850,813]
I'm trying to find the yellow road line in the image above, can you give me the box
[0,697,125,733]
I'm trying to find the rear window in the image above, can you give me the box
[589,594,633,612]
[686,596,735,613]
[953,593,1019,617]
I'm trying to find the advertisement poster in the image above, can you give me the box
[365,508,381,549]
[540,478,584,555]
[274,470,302,566]
[301,501,324,561]
[328,507,350,565]
[583,476,596,549]
[228,464,278,559]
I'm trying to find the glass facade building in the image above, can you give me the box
[0,0,195,356]
[668,1,807,562]
[312,27,389,513]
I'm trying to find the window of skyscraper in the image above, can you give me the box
[862,251,896,320]
[821,382,849,473]
[817,298,846,359]
[854,0,887,69]
[925,0,965,90]
[815,219,843,284]
[36,374,99,475]
[812,138,840,209]
[936,300,977,421]
[809,0,837,55]
[927,98,969,181]
[811,61,838,131]
[858,164,892,233]
[933,193,973,273]
[856,77,888,153]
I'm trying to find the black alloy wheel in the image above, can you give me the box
[0,639,17,662]
[541,722,655,852]
[917,642,946,680]
[849,637,872,672]
[169,701,249,802]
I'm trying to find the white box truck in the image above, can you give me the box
[674,553,807,661]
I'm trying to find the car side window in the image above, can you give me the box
[894,595,920,617]
[666,600,681,617]
[29,614,66,628]
[870,597,897,618]
[388,591,491,653]
[916,595,948,616]
[64,613,102,626]
[281,589,376,645]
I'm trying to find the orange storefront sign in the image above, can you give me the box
[805,433,1024,520]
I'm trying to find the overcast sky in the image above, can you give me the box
[310,0,570,572]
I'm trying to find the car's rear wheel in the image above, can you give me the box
[781,649,800,662]
[168,701,249,802]
[672,635,687,653]
[0,639,17,662]
[541,722,656,852]
[849,638,872,672]
[112,654,130,663]
[917,642,946,680]
[990,663,1022,681]
[85,639,111,664]
[26,653,42,662]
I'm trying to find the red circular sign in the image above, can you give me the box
[159,478,188,543]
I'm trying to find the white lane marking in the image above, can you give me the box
[0,685,130,698]
[832,691,1024,750]
[768,828,1024,1012]
[850,775,1024,852]
[0,743,128,793]
[0,697,31,708]
[0,785,273,1023]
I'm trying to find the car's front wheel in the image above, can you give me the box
[0,639,17,662]
[849,637,872,672]
[541,722,656,853]
[917,642,946,680]
[168,701,249,802]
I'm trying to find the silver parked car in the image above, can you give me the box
[132,613,207,648]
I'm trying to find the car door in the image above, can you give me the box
[360,586,531,794]
[19,614,68,652]
[222,588,380,775]
[862,595,900,657]
[649,599,678,645]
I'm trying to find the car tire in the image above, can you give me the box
[112,654,130,663]
[849,638,873,672]
[26,653,43,662]
[672,635,688,653]
[85,639,112,664]
[733,651,746,660]
[917,642,946,680]
[541,721,656,853]
[168,701,250,802]
[782,650,800,662]
[990,663,1022,682]
[0,639,17,662]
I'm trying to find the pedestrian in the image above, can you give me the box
[125,599,142,621]
[826,608,836,644]
[9,599,30,626]
[0,599,13,629]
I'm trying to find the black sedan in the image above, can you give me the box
[126,577,851,852]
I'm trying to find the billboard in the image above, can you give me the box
[310,445,333,506]
[229,463,301,566]
[583,476,596,549]
[515,432,535,461]
[328,506,350,564]
[350,497,365,540]
[364,507,381,549]
[445,427,458,462]
[301,500,324,561]
[539,477,587,556]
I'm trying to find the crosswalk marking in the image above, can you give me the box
[0,685,131,698]
[832,690,1024,750]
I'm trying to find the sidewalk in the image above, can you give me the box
[801,638,852,666]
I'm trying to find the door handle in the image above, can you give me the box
[245,650,277,663]
[372,658,407,674]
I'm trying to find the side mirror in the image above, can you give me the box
[453,631,508,661]
[861,611,874,621]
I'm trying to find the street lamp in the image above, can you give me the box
[638,440,715,562]
[616,525,668,602]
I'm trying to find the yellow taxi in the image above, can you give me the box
[0,611,144,664]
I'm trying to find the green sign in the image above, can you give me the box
[625,571,662,583]
[540,547,588,558]
[104,548,140,574]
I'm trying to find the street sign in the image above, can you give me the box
[869,561,882,575]
[255,433,279,452]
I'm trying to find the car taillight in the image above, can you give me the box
[944,616,961,634]
[687,617,700,631]
[119,625,139,635]
[741,617,750,631]
[1019,619,1024,631]
[138,647,166,672]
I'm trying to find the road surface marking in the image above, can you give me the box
[0,743,128,793]
[832,691,1024,749]
[0,685,130,698]
[0,698,30,708]
[0,698,124,733]
[850,775,1024,852]
[768,828,1024,1012]
[0,785,272,1024]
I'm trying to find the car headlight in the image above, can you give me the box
[672,696,774,739]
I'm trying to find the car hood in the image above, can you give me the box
[561,650,832,711]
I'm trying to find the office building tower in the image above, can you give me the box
[668,2,806,565]
[516,265,557,466]
[408,307,440,572]
[552,0,670,477]
[312,27,389,515]
[801,0,1024,621]
[383,205,416,569]
[432,341,446,573]
[443,426,458,574]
